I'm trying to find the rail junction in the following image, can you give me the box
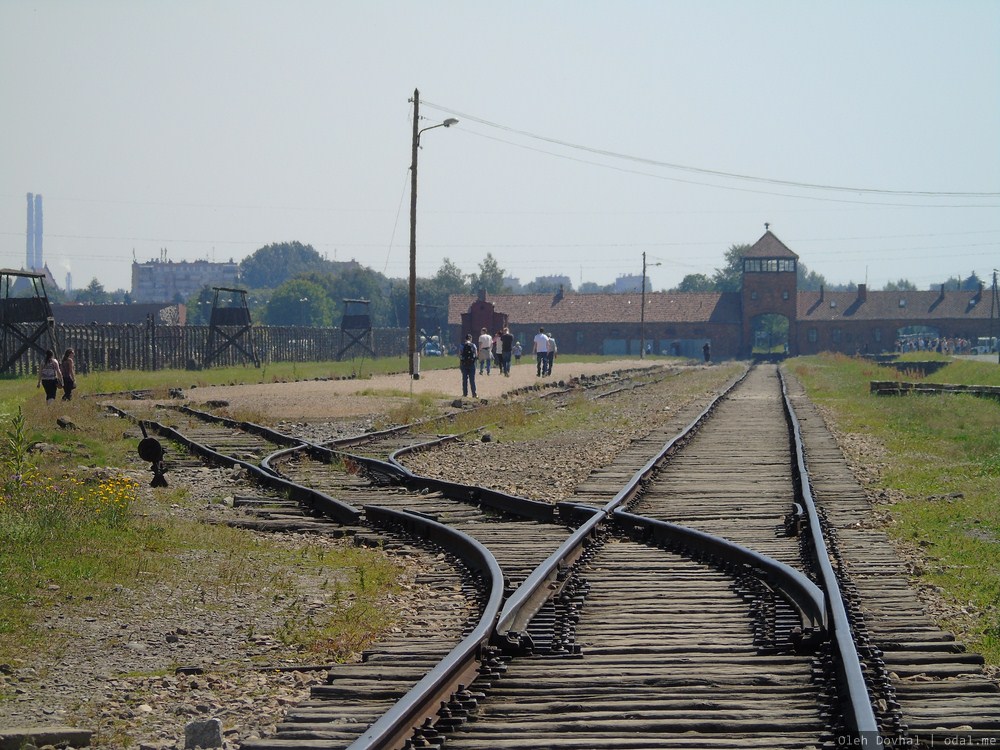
[121,363,999,749]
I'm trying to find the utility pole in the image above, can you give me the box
[992,270,999,365]
[409,89,420,379]
[640,252,647,358]
[639,252,661,358]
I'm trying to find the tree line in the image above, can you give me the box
[41,241,988,334]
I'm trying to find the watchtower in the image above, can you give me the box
[203,287,260,368]
[0,269,59,375]
[338,299,375,360]
[740,229,799,357]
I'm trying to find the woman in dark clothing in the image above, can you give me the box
[37,349,63,404]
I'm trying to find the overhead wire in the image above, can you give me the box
[421,100,1000,200]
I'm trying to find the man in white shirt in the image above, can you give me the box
[532,327,549,377]
[478,328,494,375]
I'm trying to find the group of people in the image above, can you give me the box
[458,325,527,398]
[37,348,76,404]
[475,327,518,377]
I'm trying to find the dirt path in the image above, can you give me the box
[183,358,656,420]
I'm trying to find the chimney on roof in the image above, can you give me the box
[477,288,486,303]
[554,284,564,303]
[939,284,946,299]
[857,283,867,302]
[819,285,824,301]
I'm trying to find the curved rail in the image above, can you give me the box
[494,366,748,640]
[347,505,506,750]
[127,413,362,524]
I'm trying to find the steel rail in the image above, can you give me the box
[779,368,881,739]
[126,414,362,524]
[611,508,827,635]
[347,505,506,750]
[493,366,749,641]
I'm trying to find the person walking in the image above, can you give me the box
[512,340,522,365]
[478,328,493,376]
[500,327,514,376]
[459,334,478,398]
[533,327,550,376]
[492,330,504,374]
[545,334,557,377]
[60,348,77,401]
[703,341,711,363]
[37,349,63,404]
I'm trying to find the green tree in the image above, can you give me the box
[264,279,335,326]
[883,279,918,292]
[468,253,506,294]
[74,278,111,304]
[185,286,217,326]
[433,258,469,293]
[673,273,715,292]
[711,244,749,293]
[239,241,333,289]
[578,281,614,294]
[797,264,827,292]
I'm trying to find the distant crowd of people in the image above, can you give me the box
[37,348,76,404]
[458,326,557,398]
[895,336,977,354]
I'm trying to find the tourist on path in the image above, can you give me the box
[533,327,550,376]
[459,334,478,398]
[478,328,493,375]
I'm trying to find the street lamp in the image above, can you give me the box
[409,88,458,379]
[639,251,661,358]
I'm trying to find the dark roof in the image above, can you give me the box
[448,291,742,326]
[797,288,992,322]
[743,231,799,259]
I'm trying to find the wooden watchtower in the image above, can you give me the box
[337,299,374,360]
[0,269,59,375]
[203,287,260,368]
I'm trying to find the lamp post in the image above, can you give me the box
[409,88,458,379]
[639,251,661,358]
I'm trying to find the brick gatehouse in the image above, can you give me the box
[448,230,997,360]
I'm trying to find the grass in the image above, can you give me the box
[0,369,410,673]
[787,353,1000,664]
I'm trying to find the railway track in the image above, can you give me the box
[118,363,998,749]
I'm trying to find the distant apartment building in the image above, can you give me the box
[131,259,239,303]
[614,274,646,293]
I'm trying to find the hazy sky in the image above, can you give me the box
[2,1,998,295]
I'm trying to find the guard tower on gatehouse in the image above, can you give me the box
[740,229,799,358]
[0,269,59,375]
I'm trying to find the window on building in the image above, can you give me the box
[832,328,841,343]
[778,259,796,272]
[782,291,789,300]
[751,291,758,300]
[808,328,817,343]
[874,328,882,342]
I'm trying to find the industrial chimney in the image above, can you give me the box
[34,194,43,270]
[26,193,35,270]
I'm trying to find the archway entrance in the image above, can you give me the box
[751,313,789,357]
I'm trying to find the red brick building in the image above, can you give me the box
[448,231,997,359]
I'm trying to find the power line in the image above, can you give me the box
[421,99,1000,200]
